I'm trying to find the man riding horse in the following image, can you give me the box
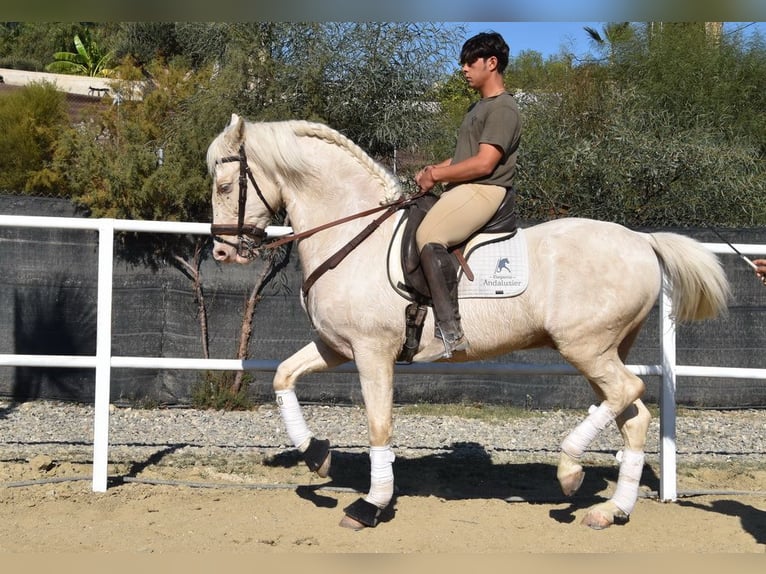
[414,31,521,361]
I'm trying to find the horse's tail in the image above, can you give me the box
[646,232,731,323]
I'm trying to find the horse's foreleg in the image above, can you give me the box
[339,351,396,530]
[273,340,347,477]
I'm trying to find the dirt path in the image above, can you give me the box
[1,454,764,554]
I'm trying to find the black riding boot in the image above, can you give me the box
[417,243,469,361]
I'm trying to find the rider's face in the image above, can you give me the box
[461,56,497,92]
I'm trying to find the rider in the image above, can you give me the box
[414,31,522,361]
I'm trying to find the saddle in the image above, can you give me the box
[398,188,518,302]
[393,188,519,363]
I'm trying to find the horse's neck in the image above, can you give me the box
[263,125,398,273]
[285,185,394,275]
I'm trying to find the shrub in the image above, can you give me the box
[0,81,67,194]
[191,371,253,411]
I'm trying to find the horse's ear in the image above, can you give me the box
[224,113,246,147]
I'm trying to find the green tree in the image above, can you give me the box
[0,22,87,71]
[45,30,113,77]
[514,22,766,227]
[583,22,635,65]
[182,22,462,172]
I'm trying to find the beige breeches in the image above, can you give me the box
[415,183,506,251]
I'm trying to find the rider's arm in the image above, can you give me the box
[416,143,502,192]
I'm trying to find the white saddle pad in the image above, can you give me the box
[387,212,529,300]
[458,229,529,298]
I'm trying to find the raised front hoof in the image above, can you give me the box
[581,502,629,530]
[303,437,332,478]
[557,468,585,496]
[315,451,331,478]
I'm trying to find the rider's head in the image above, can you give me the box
[459,32,510,74]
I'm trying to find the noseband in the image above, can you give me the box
[210,144,279,259]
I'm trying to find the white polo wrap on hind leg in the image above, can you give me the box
[365,445,396,508]
[275,389,313,451]
[611,449,645,515]
[561,403,615,459]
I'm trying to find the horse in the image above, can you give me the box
[207,113,730,531]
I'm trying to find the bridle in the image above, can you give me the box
[210,143,279,260]
[209,141,429,294]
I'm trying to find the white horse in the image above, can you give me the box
[207,114,730,530]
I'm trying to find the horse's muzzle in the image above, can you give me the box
[211,223,268,261]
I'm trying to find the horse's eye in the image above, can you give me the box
[217,183,232,195]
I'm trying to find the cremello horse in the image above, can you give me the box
[208,114,730,530]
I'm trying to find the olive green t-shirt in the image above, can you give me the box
[448,91,521,189]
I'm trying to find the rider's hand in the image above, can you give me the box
[415,165,436,192]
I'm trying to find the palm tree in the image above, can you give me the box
[45,30,113,77]
[583,22,633,63]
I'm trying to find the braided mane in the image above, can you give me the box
[289,121,402,203]
[207,118,402,204]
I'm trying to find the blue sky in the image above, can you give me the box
[463,21,766,59]
[464,22,603,59]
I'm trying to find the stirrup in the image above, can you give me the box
[417,333,469,362]
[442,335,469,357]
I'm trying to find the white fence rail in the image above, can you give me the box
[0,214,765,502]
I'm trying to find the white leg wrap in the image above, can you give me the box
[275,389,313,451]
[364,445,396,509]
[561,403,615,459]
[611,449,645,515]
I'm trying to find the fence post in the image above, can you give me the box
[659,271,678,501]
[92,220,114,493]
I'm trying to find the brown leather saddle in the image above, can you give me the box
[395,188,518,363]
[397,188,518,302]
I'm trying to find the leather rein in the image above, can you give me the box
[209,143,427,296]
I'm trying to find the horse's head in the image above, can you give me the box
[208,114,280,264]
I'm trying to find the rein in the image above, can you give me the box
[210,142,428,295]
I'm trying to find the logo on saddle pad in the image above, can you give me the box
[495,258,512,274]
[387,212,529,300]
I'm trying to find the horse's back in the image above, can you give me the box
[519,218,662,339]
[524,218,660,281]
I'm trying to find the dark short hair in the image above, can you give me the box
[459,31,509,73]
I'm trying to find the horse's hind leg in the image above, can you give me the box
[569,398,651,530]
[273,340,348,477]
[556,348,650,529]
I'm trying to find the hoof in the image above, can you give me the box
[558,468,585,496]
[581,502,627,530]
[316,451,331,478]
[581,509,613,530]
[339,514,367,531]
[303,437,331,477]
